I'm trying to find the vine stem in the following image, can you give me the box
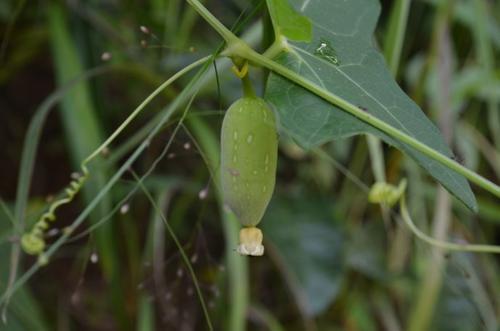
[131,171,214,330]
[400,195,500,254]
[241,47,500,201]
[1,53,216,306]
[186,0,238,44]
[20,55,212,257]
[83,55,212,166]
[241,73,256,98]
[186,0,500,202]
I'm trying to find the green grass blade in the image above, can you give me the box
[2,66,109,319]
[47,2,118,279]
[383,0,412,76]
[0,49,214,308]
[187,116,249,331]
[137,296,155,331]
[471,0,500,148]
[46,3,127,326]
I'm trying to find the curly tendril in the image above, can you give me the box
[368,179,406,207]
[369,179,500,254]
[19,55,212,261]
[21,165,89,255]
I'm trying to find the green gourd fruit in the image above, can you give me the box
[221,97,278,256]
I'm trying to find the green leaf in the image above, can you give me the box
[266,0,312,42]
[262,193,345,316]
[432,255,487,331]
[265,0,477,211]
[346,223,387,281]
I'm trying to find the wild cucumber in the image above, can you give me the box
[220,97,278,256]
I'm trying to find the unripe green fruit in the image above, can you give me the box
[221,97,278,228]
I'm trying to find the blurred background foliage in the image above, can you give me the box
[0,0,499,330]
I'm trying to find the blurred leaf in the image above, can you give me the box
[262,193,345,316]
[266,0,312,42]
[265,0,477,211]
[454,125,479,171]
[0,28,47,85]
[0,2,11,19]
[346,293,377,331]
[249,305,285,331]
[346,222,387,281]
[425,62,500,115]
[47,3,127,327]
[0,211,49,331]
[476,199,500,224]
[383,0,411,75]
[47,1,118,279]
[452,67,500,104]
[429,0,500,50]
[432,258,484,331]
[423,0,500,50]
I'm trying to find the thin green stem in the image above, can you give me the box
[186,0,500,201]
[367,136,386,183]
[0,199,17,229]
[186,117,249,331]
[131,171,213,331]
[83,55,211,166]
[1,54,215,305]
[384,0,411,76]
[20,56,212,257]
[0,0,27,63]
[379,0,412,182]
[186,0,239,44]
[382,0,411,273]
[241,74,256,98]
[400,195,500,254]
[244,47,500,199]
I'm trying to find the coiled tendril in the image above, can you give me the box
[369,179,500,254]
[19,55,212,262]
[21,165,89,256]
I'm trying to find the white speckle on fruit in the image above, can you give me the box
[246,134,254,144]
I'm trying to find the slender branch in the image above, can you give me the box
[1,55,215,305]
[20,56,212,258]
[84,55,211,165]
[240,47,500,200]
[131,171,214,330]
[400,195,500,254]
[185,0,239,44]
[186,0,500,201]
